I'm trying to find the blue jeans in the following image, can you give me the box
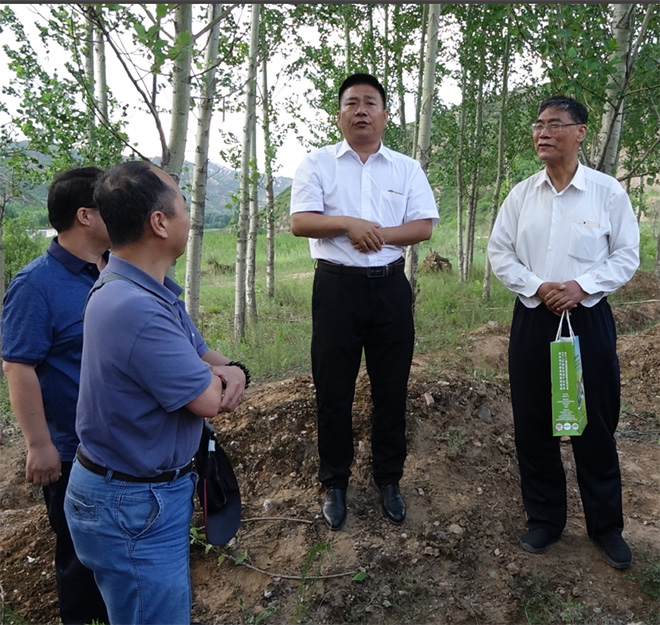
[44,461,108,624]
[64,459,196,625]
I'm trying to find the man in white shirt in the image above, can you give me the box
[290,73,439,530]
[488,95,639,569]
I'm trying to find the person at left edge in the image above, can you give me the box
[2,167,109,625]
[64,160,248,625]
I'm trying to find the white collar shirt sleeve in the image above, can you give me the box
[487,162,640,308]
[290,140,439,267]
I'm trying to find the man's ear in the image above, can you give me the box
[577,124,587,144]
[75,206,93,226]
[148,210,168,240]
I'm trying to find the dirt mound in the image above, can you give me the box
[613,270,660,333]
[1,274,659,625]
[419,250,453,273]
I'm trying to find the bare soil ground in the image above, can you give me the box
[1,272,659,625]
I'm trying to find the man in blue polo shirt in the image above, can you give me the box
[64,160,248,625]
[2,167,109,624]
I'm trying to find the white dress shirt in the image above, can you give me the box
[488,162,640,308]
[290,140,439,267]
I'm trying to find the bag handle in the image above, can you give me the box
[555,310,575,341]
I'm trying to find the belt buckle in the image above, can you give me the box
[367,266,385,278]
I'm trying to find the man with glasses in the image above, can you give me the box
[488,96,639,569]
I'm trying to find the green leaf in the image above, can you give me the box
[176,30,192,47]
[352,571,367,582]
[156,4,169,19]
[234,551,248,564]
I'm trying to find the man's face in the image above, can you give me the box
[152,167,190,258]
[89,207,111,251]
[337,84,388,147]
[533,106,586,165]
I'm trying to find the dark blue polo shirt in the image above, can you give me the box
[1,239,104,461]
[76,255,212,476]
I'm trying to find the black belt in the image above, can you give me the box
[316,258,404,278]
[76,449,193,483]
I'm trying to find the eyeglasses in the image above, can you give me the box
[531,122,581,134]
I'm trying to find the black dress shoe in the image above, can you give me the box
[322,487,347,531]
[596,536,633,569]
[520,528,562,554]
[374,481,406,525]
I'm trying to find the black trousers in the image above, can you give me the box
[311,266,415,489]
[44,461,108,625]
[508,298,624,541]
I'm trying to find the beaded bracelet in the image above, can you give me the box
[226,361,251,388]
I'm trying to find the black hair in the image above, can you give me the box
[47,167,104,232]
[93,160,177,248]
[538,95,588,125]
[338,73,387,109]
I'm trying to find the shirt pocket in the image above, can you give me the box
[568,221,603,262]
[378,189,407,225]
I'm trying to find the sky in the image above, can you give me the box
[0,4,461,179]
[0,4,308,178]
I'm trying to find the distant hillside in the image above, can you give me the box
[167,159,293,229]
[1,148,292,230]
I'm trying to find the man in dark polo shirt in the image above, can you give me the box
[2,167,109,624]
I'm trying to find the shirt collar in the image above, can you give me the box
[536,161,587,193]
[336,139,393,163]
[104,254,182,305]
[47,237,109,276]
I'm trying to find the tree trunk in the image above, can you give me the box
[246,122,258,323]
[261,54,276,299]
[483,19,511,301]
[392,6,407,149]
[368,5,376,76]
[412,4,428,160]
[463,72,484,279]
[93,16,108,123]
[594,4,634,175]
[456,65,468,282]
[405,3,440,302]
[234,3,260,340]
[84,17,96,147]
[382,5,389,97]
[184,3,222,327]
[165,3,193,180]
[344,13,351,73]
[0,218,4,375]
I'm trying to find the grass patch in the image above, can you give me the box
[631,562,660,600]
[176,229,517,383]
[0,603,31,625]
[521,577,594,624]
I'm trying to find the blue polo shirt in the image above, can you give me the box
[1,239,104,461]
[76,255,213,477]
